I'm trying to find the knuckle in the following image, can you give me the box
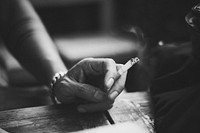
[78,58,94,67]
[81,57,94,62]
[105,58,116,64]
[116,82,125,90]
[118,87,125,93]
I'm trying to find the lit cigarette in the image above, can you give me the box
[118,57,140,75]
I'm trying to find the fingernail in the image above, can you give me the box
[109,91,119,100]
[106,78,114,90]
[94,91,105,101]
[78,107,86,113]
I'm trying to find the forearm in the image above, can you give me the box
[14,30,68,86]
[0,0,67,85]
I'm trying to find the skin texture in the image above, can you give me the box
[55,58,127,112]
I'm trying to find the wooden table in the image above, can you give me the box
[0,91,153,133]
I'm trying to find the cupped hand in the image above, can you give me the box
[54,58,127,113]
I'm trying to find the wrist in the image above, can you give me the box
[49,71,67,104]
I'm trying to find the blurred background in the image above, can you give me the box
[1,0,200,93]
[30,0,198,44]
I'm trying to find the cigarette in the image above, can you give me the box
[118,57,140,75]
[107,57,140,97]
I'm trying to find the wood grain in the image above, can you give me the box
[0,104,109,133]
[108,92,154,132]
[0,91,153,133]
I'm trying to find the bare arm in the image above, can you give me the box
[0,0,67,85]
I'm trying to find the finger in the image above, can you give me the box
[102,59,118,90]
[82,58,117,75]
[108,73,127,100]
[63,78,107,102]
[80,58,118,91]
[77,100,114,113]
[105,64,123,92]
[75,83,107,102]
[55,77,107,103]
[108,65,127,101]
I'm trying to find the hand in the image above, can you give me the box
[53,58,127,113]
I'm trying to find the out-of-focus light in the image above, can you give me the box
[158,41,164,46]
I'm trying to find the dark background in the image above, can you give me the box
[33,0,199,46]
[114,0,199,45]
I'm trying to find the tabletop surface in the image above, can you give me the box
[0,91,153,133]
